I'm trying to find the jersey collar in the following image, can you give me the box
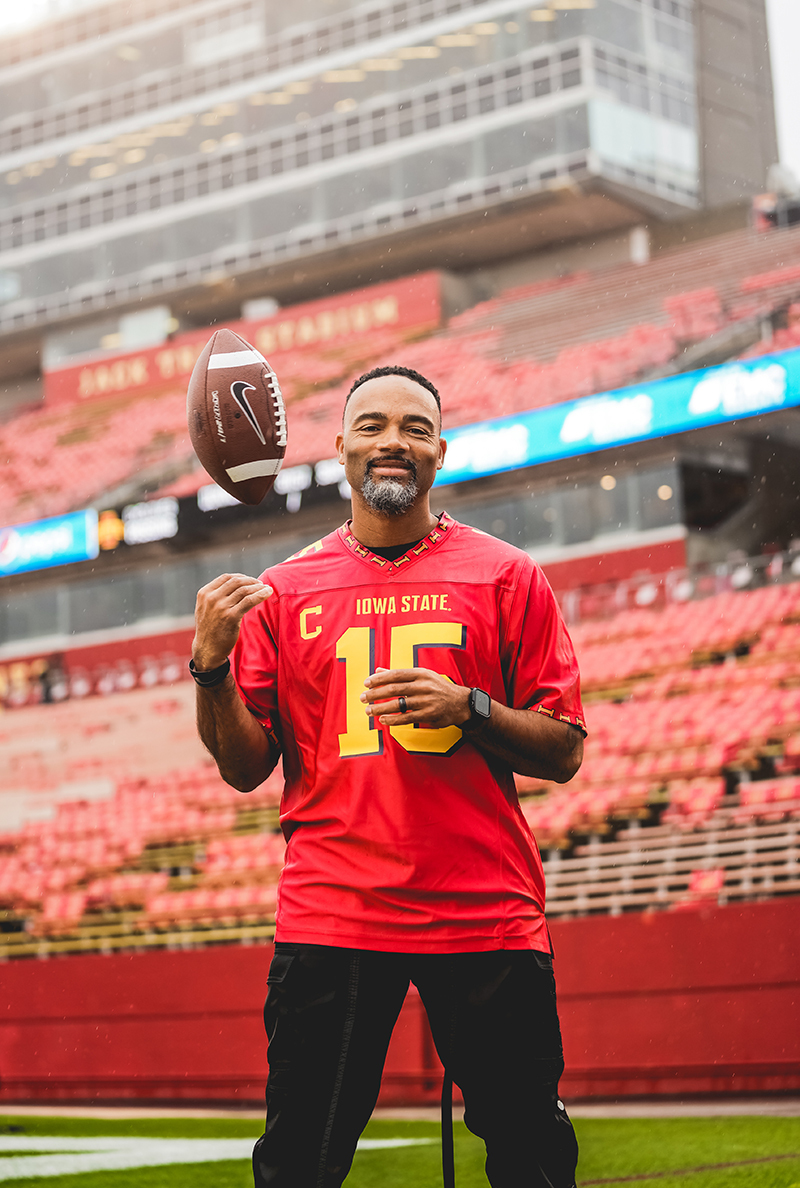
[338,512,455,574]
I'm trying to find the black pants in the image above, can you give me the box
[252,944,578,1188]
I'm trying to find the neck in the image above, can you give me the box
[349,494,439,549]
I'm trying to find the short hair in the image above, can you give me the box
[344,365,441,421]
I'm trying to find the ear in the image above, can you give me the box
[437,436,447,470]
[335,431,344,463]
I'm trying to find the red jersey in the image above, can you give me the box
[232,512,585,953]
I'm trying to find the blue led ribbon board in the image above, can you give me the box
[435,347,800,487]
[0,509,100,577]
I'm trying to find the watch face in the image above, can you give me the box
[472,688,491,718]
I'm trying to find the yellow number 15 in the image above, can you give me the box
[335,622,466,758]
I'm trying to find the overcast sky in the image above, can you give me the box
[1,0,799,183]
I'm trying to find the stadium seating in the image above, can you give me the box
[5,224,800,526]
[7,211,800,949]
[3,565,800,954]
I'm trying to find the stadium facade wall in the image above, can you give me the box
[1,898,797,1104]
[540,535,687,594]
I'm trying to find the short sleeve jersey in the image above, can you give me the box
[232,512,585,954]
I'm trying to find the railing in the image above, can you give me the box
[557,547,800,627]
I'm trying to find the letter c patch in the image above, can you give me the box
[300,605,322,639]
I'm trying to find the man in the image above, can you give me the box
[191,365,585,1188]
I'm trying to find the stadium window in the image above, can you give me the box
[594,473,630,535]
[637,466,681,530]
[561,486,594,546]
[681,464,749,531]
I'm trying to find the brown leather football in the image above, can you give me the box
[187,328,287,505]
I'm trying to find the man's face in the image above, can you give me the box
[336,376,446,515]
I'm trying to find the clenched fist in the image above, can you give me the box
[192,572,273,672]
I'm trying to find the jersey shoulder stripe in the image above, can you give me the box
[282,538,325,564]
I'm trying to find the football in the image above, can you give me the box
[187,328,287,505]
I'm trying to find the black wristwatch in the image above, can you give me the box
[464,687,491,731]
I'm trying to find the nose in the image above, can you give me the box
[376,423,408,453]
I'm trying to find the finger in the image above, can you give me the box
[238,588,273,612]
[215,573,268,596]
[364,696,412,717]
[203,572,261,592]
[217,581,271,608]
[361,682,422,704]
[201,573,234,591]
[375,711,434,727]
[364,668,418,688]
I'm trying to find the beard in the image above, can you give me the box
[360,459,419,515]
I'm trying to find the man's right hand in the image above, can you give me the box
[192,573,273,671]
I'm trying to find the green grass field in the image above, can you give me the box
[0,1113,798,1187]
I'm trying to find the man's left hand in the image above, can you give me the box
[361,667,471,728]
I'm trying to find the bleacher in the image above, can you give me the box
[4,225,800,955]
[5,224,800,527]
[2,562,800,956]
[0,686,284,956]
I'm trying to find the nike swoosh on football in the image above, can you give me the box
[230,380,266,445]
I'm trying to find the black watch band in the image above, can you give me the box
[189,657,231,687]
[463,687,491,731]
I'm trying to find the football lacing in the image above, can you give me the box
[265,370,288,448]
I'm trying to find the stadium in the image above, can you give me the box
[0,0,799,1184]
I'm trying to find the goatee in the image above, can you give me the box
[361,462,418,515]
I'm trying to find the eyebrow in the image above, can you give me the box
[352,411,436,430]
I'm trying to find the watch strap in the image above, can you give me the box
[189,657,231,687]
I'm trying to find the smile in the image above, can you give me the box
[367,459,415,478]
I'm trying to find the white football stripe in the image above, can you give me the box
[226,458,283,482]
[207,349,266,369]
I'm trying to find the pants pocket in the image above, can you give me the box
[267,950,296,986]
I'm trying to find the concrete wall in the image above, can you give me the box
[695,0,779,206]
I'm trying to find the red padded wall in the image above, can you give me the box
[1,899,798,1104]
[543,536,687,593]
[554,899,800,1097]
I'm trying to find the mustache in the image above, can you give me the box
[365,457,417,478]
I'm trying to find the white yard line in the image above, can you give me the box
[0,1135,434,1180]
